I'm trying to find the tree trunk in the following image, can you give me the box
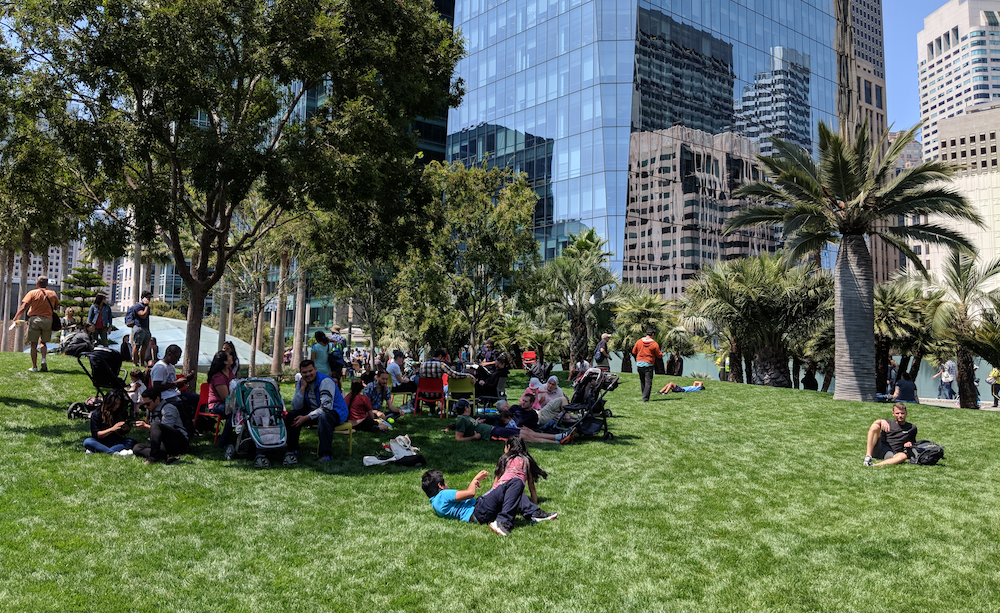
[908,350,924,381]
[833,234,877,402]
[58,241,70,298]
[292,266,307,371]
[897,355,911,382]
[217,284,227,352]
[182,285,208,385]
[802,360,819,390]
[792,356,802,389]
[752,345,792,387]
[727,337,743,383]
[744,352,753,385]
[821,361,835,393]
[41,250,49,279]
[874,335,890,395]
[227,284,236,336]
[956,344,978,408]
[509,342,523,369]
[0,248,7,351]
[131,241,142,305]
[2,248,13,351]
[619,351,632,373]
[654,352,666,375]
[569,313,588,367]
[144,255,153,294]
[14,228,31,351]
[271,251,289,375]
[257,283,267,353]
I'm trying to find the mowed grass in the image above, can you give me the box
[1,354,1000,612]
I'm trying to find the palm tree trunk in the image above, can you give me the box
[752,345,792,387]
[957,345,978,408]
[744,352,753,385]
[619,351,632,373]
[897,355,911,381]
[833,234,877,402]
[875,335,891,395]
[821,361,835,393]
[792,356,802,389]
[727,338,743,383]
[569,313,587,367]
[908,349,924,381]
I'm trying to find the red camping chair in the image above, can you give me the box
[522,351,537,371]
[193,382,225,444]
[414,377,447,417]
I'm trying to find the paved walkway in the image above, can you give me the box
[919,398,1000,412]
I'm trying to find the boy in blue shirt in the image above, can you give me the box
[657,380,706,394]
[421,468,557,536]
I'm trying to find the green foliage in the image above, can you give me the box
[160,308,185,321]
[148,301,172,317]
[58,267,108,310]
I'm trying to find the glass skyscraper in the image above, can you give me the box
[446,0,839,292]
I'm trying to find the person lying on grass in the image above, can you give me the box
[864,403,917,467]
[421,467,556,537]
[445,399,576,445]
[83,388,136,456]
[497,395,577,431]
[657,381,706,394]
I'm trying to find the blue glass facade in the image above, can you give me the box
[446,0,839,292]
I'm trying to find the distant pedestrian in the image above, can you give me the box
[127,291,152,365]
[631,329,662,403]
[87,293,113,347]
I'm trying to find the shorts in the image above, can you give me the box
[874,440,913,460]
[132,327,151,350]
[490,426,521,440]
[26,316,53,344]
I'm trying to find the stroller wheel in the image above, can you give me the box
[605,410,614,418]
[224,444,236,461]
[254,455,270,469]
[67,402,86,420]
[603,431,615,441]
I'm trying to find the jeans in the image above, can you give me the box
[209,403,234,447]
[939,381,954,399]
[84,437,136,454]
[470,478,541,529]
[637,365,654,402]
[133,422,188,462]
[284,407,342,457]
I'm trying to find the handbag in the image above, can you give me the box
[44,293,61,332]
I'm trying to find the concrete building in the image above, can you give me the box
[918,0,1000,161]
[921,104,1000,278]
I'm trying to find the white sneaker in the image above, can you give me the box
[117,449,134,456]
[27,367,38,372]
[489,520,510,536]
[85,450,94,455]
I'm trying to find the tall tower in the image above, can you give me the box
[918,0,1000,161]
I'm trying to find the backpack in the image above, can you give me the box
[330,344,345,368]
[593,346,603,364]
[909,440,945,465]
[124,306,136,327]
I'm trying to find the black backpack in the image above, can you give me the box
[909,440,945,465]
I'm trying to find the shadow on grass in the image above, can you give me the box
[0,396,71,411]
[6,421,85,447]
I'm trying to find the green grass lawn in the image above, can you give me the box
[2,354,999,612]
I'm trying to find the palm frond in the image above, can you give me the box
[883,223,978,253]
[722,206,789,233]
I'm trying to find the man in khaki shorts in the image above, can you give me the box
[11,276,58,372]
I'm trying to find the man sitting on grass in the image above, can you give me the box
[447,399,576,445]
[421,468,556,537]
[657,381,706,394]
[864,403,917,467]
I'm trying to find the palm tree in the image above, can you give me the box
[727,122,982,401]
[538,250,619,368]
[873,279,922,392]
[928,248,1000,408]
[611,288,678,374]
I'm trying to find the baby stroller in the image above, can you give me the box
[557,367,620,441]
[527,360,553,381]
[224,378,288,469]
[68,347,128,420]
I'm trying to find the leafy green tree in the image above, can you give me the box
[422,161,539,356]
[727,123,981,401]
[59,267,108,313]
[928,249,1000,408]
[11,0,463,374]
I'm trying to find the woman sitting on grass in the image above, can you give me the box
[344,379,390,432]
[490,436,547,504]
[83,389,136,456]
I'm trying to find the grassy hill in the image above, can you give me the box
[1,354,998,612]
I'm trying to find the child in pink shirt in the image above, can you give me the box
[490,436,548,504]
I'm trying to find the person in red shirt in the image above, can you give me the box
[11,276,58,372]
[631,328,663,402]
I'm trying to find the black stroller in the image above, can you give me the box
[68,347,129,420]
[557,367,620,441]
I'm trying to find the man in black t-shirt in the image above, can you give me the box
[864,403,917,466]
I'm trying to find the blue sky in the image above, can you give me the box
[883,0,952,138]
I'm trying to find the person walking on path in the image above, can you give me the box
[11,276,58,372]
[631,328,662,403]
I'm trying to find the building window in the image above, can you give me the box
[875,85,883,109]
[864,80,872,104]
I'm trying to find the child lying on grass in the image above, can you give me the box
[421,466,557,537]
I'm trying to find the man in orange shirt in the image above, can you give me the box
[631,328,662,402]
[11,276,58,372]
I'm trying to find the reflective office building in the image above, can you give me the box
[446,0,839,292]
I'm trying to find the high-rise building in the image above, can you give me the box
[445,0,840,291]
[921,104,1000,278]
[917,0,1000,162]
